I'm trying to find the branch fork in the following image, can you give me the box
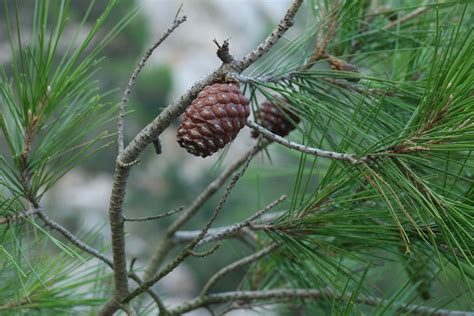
[101,1,305,314]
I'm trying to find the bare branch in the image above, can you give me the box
[172,211,285,245]
[246,120,362,164]
[187,242,221,258]
[106,164,133,305]
[234,0,304,72]
[176,196,286,247]
[107,68,234,313]
[168,288,472,316]
[118,14,187,154]
[196,196,285,247]
[0,209,38,225]
[35,206,113,267]
[104,67,226,313]
[31,206,165,311]
[123,207,184,222]
[201,244,279,295]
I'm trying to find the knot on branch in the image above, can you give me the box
[213,39,235,64]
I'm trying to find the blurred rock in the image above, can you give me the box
[139,0,291,98]
[159,263,197,299]
[45,170,112,212]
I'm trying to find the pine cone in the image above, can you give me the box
[177,82,250,157]
[252,98,300,138]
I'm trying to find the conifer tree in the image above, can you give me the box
[0,0,472,315]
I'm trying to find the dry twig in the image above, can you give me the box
[169,288,472,316]
[247,120,362,164]
[201,244,279,295]
[123,207,184,222]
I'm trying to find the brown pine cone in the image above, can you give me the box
[252,98,300,138]
[177,82,250,157]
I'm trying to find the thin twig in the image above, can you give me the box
[177,196,286,247]
[0,209,39,225]
[35,206,113,267]
[246,121,362,164]
[234,0,304,72]
[31,206,165,311]
[201,244,279,295]
[187,242,221,258]
[123,207,184,222]
[195,196,285,247]
[117,14,187,154]
[168,288,473,316]
[306,3,339,68]
[172,211,285,245]
[152,136,162,155]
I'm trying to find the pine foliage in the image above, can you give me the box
[0,0,472,314]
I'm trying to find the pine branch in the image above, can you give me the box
[168,288,473,316]
[35,206,113,266]
[100,0,303,312]
[109,12,187,311]
[187,242,221,258]
[104,64,228,316]
[123,206,184,222]
[246,120,362,164]
[104,5,304,306]
[0,209,39,225]
[29,206,165,311]
[233,0,304,72]
[117,13,187,154]
[173,198,286,247]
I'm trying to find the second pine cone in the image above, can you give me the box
[253,98,300,138]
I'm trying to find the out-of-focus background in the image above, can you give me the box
[1,1,299,314]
